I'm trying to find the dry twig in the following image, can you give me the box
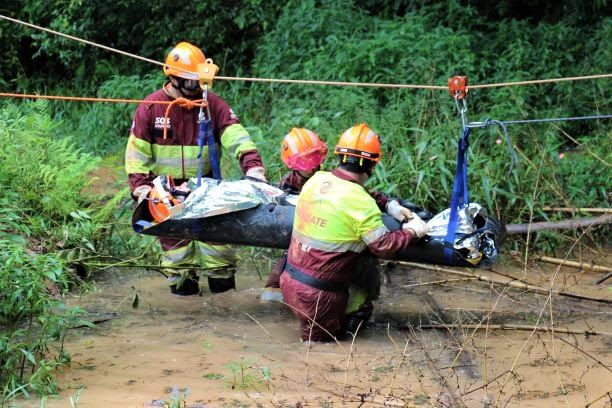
[417,323,612,337]
[506,214,612,234]
[343,320,363,396]
[537,255,612,273]
[494,216,604,406]
[585,388,612,407]
[392,261,612,304]
[542,206,611,214]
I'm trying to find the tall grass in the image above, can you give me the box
[224,0,611,227]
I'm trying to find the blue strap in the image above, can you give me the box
[197,116,221,187]
[444,127,471,256]
[133,219,153,233]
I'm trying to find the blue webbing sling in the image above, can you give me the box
[196,114,221,187]
[444,126,471,261]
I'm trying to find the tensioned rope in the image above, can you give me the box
[1,13,610,90]
[0,92,179,105]
[468,114,612,128]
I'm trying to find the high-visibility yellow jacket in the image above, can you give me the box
[125,84,262,192]
[287,169,414,285]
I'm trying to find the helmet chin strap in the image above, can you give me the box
[181,90,202,101]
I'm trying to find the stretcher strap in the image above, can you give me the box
[444,127,471,258]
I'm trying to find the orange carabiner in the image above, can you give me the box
[448,76,469,100]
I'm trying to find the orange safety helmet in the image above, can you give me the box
[148,178,182,223]
[163,42,205,80]
[334,123,382,164]
[280,128,328,172]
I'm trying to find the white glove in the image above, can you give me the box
[133,185,152,204]
[386,200,414,222]
[245,166,267,182]
[402,215,429,238]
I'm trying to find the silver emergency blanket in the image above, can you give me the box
[427,203,499,265]
[176,178,286,219]
[133,178,504,267]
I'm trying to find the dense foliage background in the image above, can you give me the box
[0,0,610,400]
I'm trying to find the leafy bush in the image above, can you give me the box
[0,101,102,399]
[0,0,283,90]
[0,101,98,220]
[0,101,110,258]
[0,239,92,401]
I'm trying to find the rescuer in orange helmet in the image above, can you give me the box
[278,124,429,341]
[278,128,328,193]
[126,42,267,296]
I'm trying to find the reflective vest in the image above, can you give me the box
[125,87,257,186]
[292,171,390,253]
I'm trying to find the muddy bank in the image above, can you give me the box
[15,258,612,407]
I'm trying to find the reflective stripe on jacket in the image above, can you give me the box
[125,85,260,191]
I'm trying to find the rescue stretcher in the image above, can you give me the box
[131,178,506,268]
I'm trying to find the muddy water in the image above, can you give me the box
[16,258,612,407]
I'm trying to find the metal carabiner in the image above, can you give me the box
[454,97,468,130]
[199,84,211,122]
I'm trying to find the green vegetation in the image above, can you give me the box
[237,0,611,222]
[1,241,68,399]
[0,102,100,402]
[0,101,106,261]
[160,386,190,408]
[224,357,271,390]
[0,0,610,401]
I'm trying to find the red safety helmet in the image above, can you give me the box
[280,128,328,171]
[334,123,381,164]
[163,42,205,80]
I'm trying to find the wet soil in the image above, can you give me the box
[15,254,611,407]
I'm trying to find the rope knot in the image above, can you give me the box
[175,97,195,110]
[162,97,207,139]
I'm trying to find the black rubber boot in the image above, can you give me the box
[169,275,200,296]
[339,314,366,340]
[208,276,236,293]
[339,301,373,340]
